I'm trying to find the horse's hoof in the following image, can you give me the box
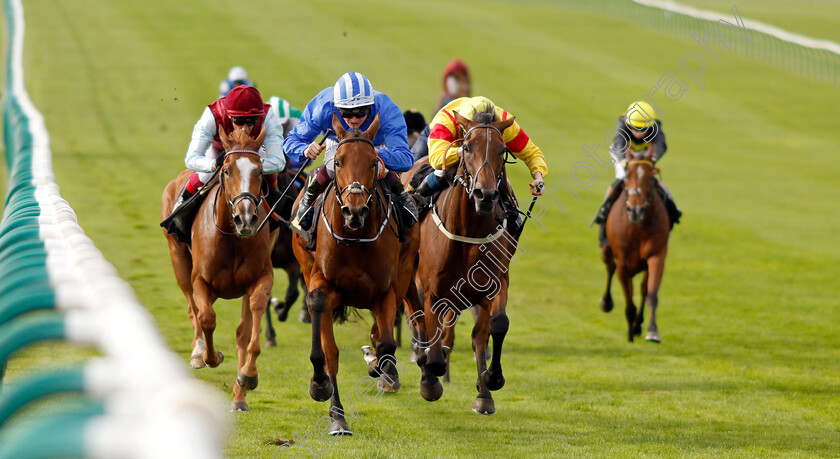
[298,308,312,323]
[633,324,643,337]
[481,370,505,391]
[377,374,401,393]
[265,339,277,348]
[645,332,662,343]
[409,349,419,363]
[419,379,443,401]
[207,351,224,368]
[229,400,249,412]
[600,295,614,312]
[472,397,495,415]
[189,356,206,369]
[328,419,352,436]
[237,372,259,391]
[309,379,333,402]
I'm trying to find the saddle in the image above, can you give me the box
[160,173,220,247]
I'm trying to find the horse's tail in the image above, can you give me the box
[332,305,362,324]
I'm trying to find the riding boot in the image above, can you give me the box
[413,171,448,198]
[291,174,326,231]
[173,187,194,211]
[654,180,682,228]
[590,178,624,226]
[385,172,418,227]
[498,181,523,238]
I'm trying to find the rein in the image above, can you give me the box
[433,124,509,244]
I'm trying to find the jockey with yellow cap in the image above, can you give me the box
[414,96,548,236]
[592,101,682,234]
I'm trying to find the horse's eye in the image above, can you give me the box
[371,160,378,169]
[335,160,341,168]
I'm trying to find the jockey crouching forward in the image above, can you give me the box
[413,96,548,237]
[591,101,682,239]
[285,72,418,231]
[175,85,287,210]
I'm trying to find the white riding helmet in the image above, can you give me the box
[333,72,374,109]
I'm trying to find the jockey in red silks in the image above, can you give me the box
[175,85,287,209]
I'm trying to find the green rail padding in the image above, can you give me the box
[0,314,64,373]
[0,412,94,459]
[0,368,85,427]
[0,285,54,326]
[0,251,46,273]
[0,267,48,296]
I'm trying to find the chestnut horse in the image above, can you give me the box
[161,127,277,412]
[292,114,420,435]
[599,148,669,342]
[404,110,517,416]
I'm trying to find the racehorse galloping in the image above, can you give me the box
[292,114,420,435]
[161,127,277,412]
[599,148,670,342]
[406,110,517,415]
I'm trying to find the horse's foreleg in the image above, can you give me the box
[645,253,667,343]
[306,279,338,402]
[193,280,223,367]
[616,265,636,342]
[321,304,351,435]
[633,270,649,337]
[471,305,494,415]
[600,244,616,312]
[416,293,444,402]
[231,295,255,412]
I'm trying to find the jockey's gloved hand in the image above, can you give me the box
[214,154,226,170]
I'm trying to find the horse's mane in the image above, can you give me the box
[227,129,260,150]
[346,127,364,138]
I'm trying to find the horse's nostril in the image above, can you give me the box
[341,206,352,219]
[473,189,484,200]
[233,215,243,226]
[486,190,499,202]
[359,206,370,218]
[249,214,258,226]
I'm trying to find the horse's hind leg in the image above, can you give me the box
[600,244,616,312]
[442,310,456,383]
[264,297,277,347]
[645,253,667,343]
[369,288,401,393]
[471,306,495,415]
[481,285,509,396]
[276,261,302,322]
[617,265,636,342]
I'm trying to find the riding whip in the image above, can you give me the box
[256,128,333,233]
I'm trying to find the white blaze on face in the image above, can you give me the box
[236,157,259,214]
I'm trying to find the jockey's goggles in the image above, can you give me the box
[338,106,370,119]
[231,116,258,126]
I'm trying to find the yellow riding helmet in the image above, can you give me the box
[625,101,658,129]
[459,96,495,120]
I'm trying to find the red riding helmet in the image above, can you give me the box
[224,85,266,117]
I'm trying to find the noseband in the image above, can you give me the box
[454,124,507,194]
[334,137,376,209]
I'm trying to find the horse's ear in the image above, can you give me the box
[453,110,473,131]
[332,113,347,140]
[255,126,267,147]
[493,116,515,133]
[363,113,380,140]
[218,125,230,151]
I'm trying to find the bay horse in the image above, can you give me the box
[404,109,517,415]
[161,127,277,412]
[599,148,670,343]
[292,114,420,435]
[264,168,305,347]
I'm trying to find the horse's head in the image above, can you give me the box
[218,125,267,237]
[453,110,515,215]
[331,113,380,231]
[624,150,658,224]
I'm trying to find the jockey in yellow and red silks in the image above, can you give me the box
[414,96,548,236]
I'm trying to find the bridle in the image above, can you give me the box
[215,150,263,236]
[624,159,658,222]
[321,136,393,245]
[452,124,507,194]
[333,137,376,210]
